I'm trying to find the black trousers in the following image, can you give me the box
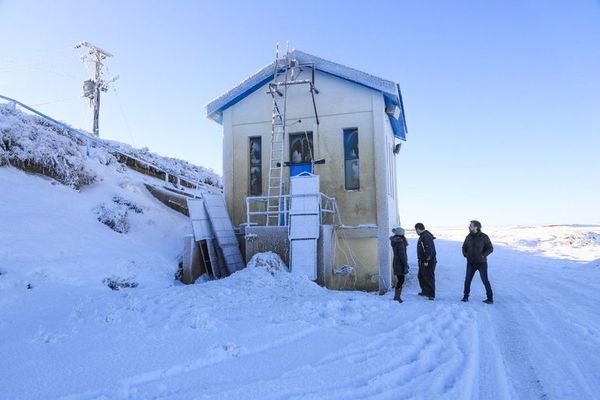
[395,274,405,289]
[418,261,436,297]
[464,262,493,300]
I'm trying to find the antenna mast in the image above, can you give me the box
[75,41,118,137]
[265,43,320,226]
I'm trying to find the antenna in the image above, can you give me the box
[264,43,320,226]
[75,41,118,137]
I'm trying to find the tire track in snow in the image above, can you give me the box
[204,303,480,400]
[488,262,599,399]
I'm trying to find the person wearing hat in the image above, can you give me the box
[461,220,494,304]
[390,226,409,303]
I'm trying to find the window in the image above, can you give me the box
[289,131,313,176]
[343,128,360,190]
[249,136,262,195]
[386,135,393,197]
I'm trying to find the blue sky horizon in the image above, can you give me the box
[1,0,599,228]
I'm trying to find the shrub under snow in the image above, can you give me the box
[102,276,139,290]
[94,203,130,234]
[0,104,96,188]
[0,102,222,191]
[107,141,222,188]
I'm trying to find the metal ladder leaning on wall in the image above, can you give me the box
[265,45,320,226]
[265,45,289,226]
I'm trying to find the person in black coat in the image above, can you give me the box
[390,227,409,303]
[462,220,494,304]
[415,222,437,300]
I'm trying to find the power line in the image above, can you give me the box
[29,97,81,107]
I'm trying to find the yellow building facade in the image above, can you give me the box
[206,50,407,292]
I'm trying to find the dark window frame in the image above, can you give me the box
[343,128,360,191]
[249,136,262,195]
[288,131,314,165]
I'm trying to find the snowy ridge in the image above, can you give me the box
[0,101,221,189]
[0,103,97,188]
[106,139,221,189]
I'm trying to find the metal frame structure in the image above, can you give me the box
[246,192,336,227]
[265,44,320,225]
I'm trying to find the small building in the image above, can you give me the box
[205,49,408,292]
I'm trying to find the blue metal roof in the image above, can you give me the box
[205,50,407,140]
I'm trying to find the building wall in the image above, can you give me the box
[221,70,400,291]
[225,71,379,225]
[332,236,379,291]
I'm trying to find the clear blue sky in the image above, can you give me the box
[1,0,599,227]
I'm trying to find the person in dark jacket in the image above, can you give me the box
[390,226,409,303]
[415,222,437,300]
[461,220,494,304]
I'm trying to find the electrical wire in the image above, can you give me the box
[111,86,137,147]
[30,97,81,107]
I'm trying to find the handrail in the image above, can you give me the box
[246,193,337,226]
[0,94,221,194]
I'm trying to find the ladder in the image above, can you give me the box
[266,45,290,226]
[265,44,321,226]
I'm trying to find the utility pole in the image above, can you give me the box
[75,41,118,137]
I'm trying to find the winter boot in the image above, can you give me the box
[461,295,469,302]
[427,296,435,301]
[483,298,494,304]
[393,287,403,303]
[418,292,425,296]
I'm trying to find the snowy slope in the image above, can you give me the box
[2,209,600,399]
[2,102,600,399]
[0,165,189,291]
[0,102,221,189]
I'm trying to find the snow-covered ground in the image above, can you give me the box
[1,164,599,400]
[2,103,600,399]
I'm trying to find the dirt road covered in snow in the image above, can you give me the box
[1,238,599,399]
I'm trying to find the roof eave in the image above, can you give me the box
[205,49,408,139]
